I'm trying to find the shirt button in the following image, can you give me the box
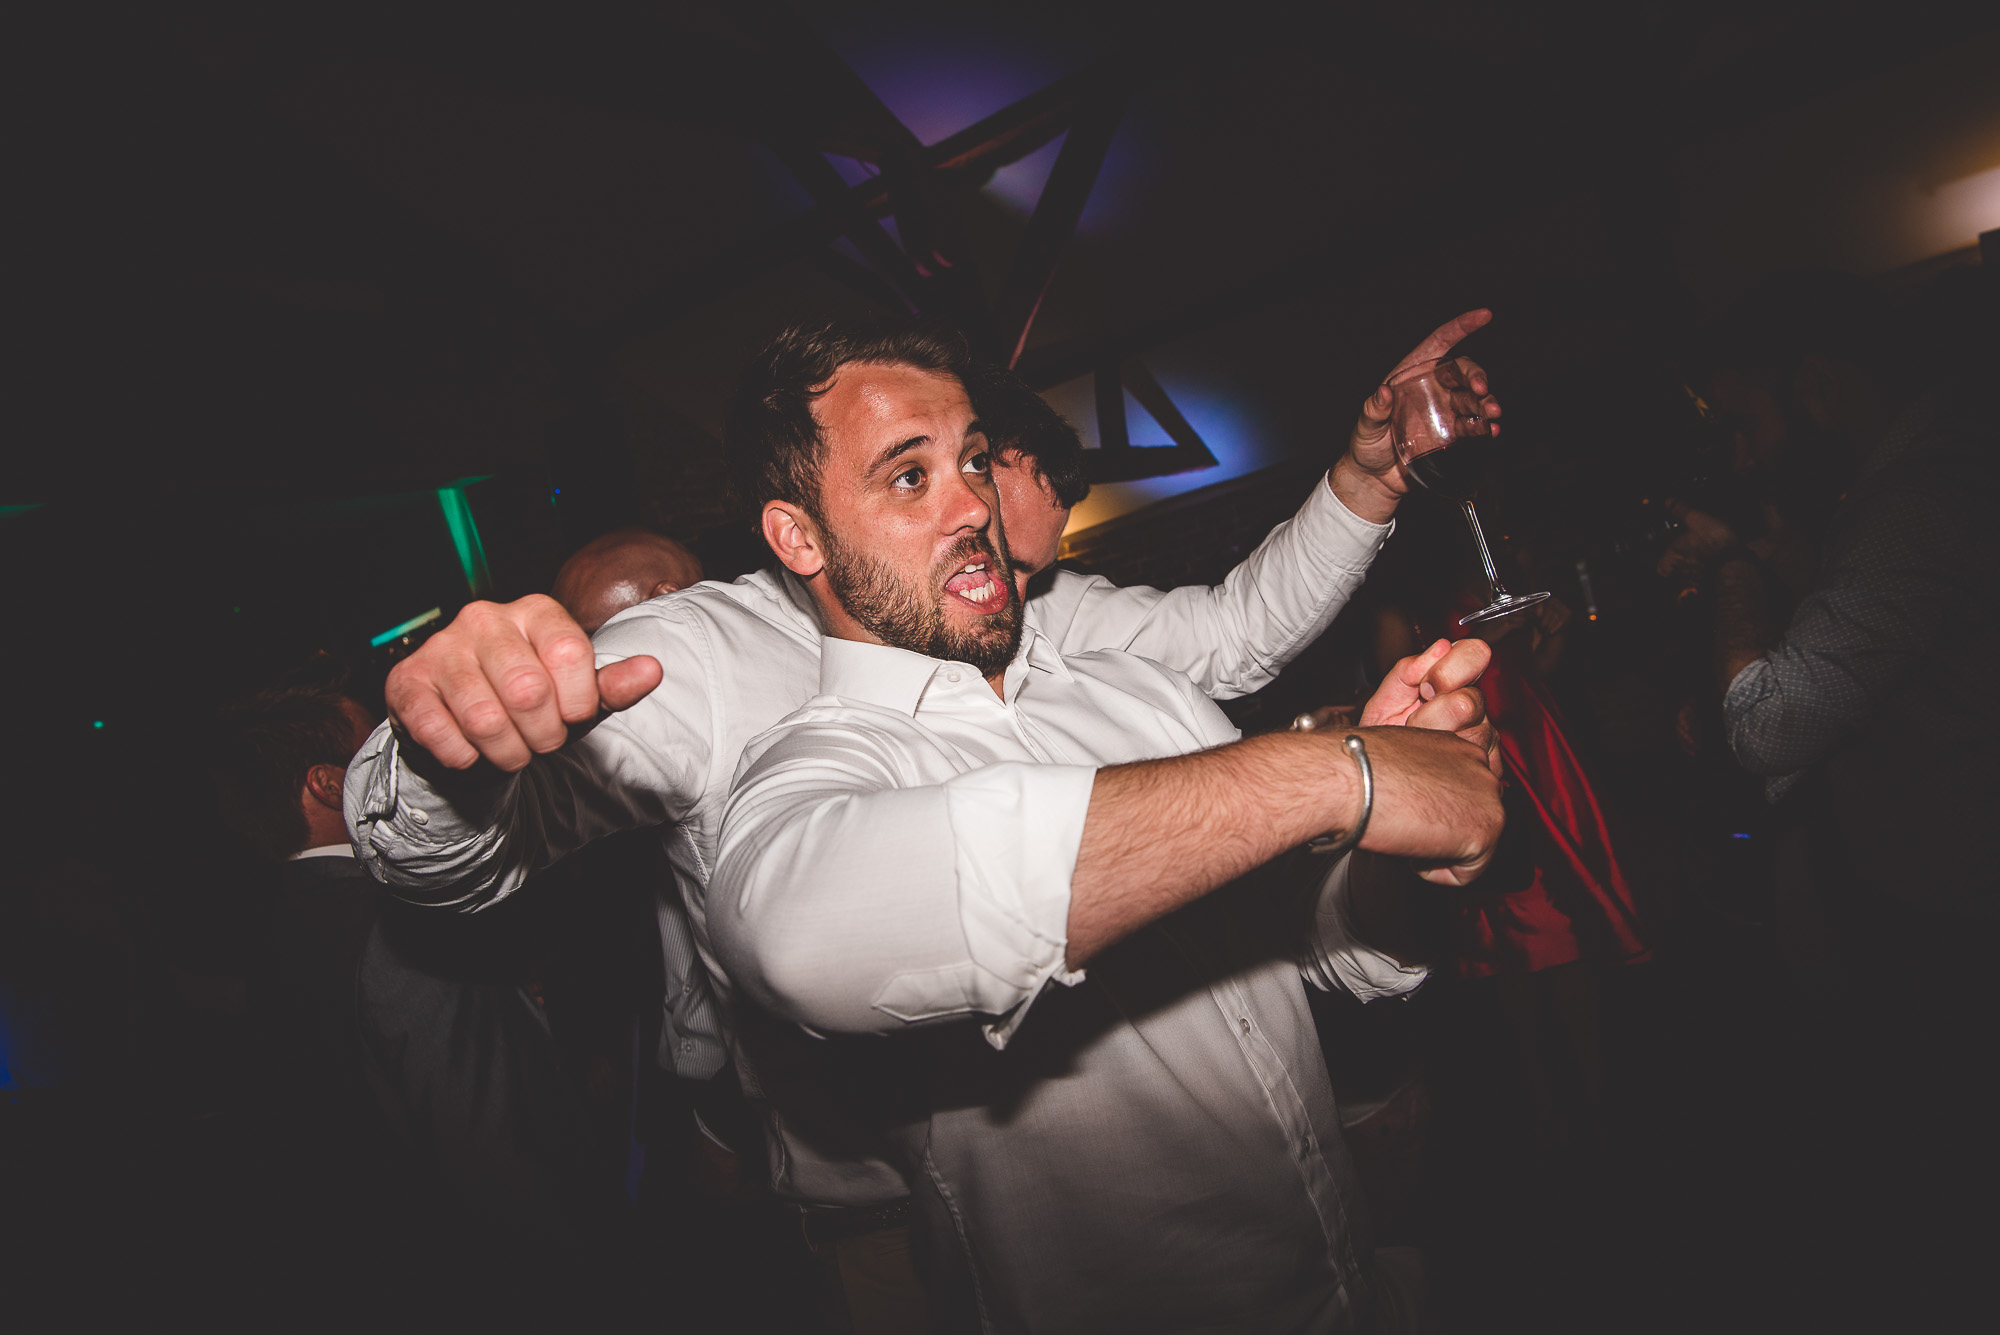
[1239,1018,1252,1036]
[409,808,429,826]
[681,1040,694,1054]
[682,982,693,995]
[945,670,962,684]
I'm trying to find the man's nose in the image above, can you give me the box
[941,468,993,534]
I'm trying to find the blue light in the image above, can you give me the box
[815,12,1079,146]
[1731,832,1753,840]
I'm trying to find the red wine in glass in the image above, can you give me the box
[1389,357,1549,626]
[1405,434,1501,502]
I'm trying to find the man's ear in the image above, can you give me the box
[303,764,346,812]
[762,501,825,579]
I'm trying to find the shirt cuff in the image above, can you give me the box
[343,718,513,906]
[1306,469,1396,569]
[1305,856,1430,1001]
[867,761,1096,1049]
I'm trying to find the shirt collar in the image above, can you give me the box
[289,843,357,862]
[818,624,1072,717]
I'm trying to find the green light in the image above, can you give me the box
[437,481,494,599]
[92,720,104,729]
[1,504,44,519]
[369,606,444,648]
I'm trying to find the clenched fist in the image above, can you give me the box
[386,595,663,772]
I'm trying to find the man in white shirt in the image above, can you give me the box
[706,336,1503,1332]
[346,315,1499,1326]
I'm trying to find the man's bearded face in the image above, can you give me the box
[821,523,1023,677]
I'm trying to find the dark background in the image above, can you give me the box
[4,3,1997,1327]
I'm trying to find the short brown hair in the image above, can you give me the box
[209,686,364,861]
[726,317,974,524]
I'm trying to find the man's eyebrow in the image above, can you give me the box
[868,435,929,472]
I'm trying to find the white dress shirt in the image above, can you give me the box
[711,630,1425,1335]
[346,474,1391,1088]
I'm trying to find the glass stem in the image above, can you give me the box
[1460,498,1512,598]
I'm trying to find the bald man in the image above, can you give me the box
[552,530,704,634]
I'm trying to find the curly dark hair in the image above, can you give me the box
[962,361,1091,509]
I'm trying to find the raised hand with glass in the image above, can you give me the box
[1388,356,1550,626]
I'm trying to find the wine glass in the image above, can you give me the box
[1388,356,1550,626]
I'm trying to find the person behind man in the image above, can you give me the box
[208,684,382,1215]
[210,685,380,1097]
[1657,270,1999,957]
[346,312,1500,1330]
[705,332,1503,1332]
[1656,265,1999,1331]
[551,528,703,634]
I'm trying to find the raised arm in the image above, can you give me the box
[1036,311,1501,698]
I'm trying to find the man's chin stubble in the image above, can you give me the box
[822,535,1022,674]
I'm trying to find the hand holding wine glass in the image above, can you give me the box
[1334,310,1501,523]
[1388,357,1551,626]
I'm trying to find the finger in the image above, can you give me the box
[1419,639,1492,697]
[389,682,481,771]
[470,631,570,758]
[1408,685,1481,735]
[1419,854,1495,887]
[1468,720,1503,776]
[434,659,535,772]
[521,598,601,724]
[1357,382,1394,432]
[1390,309,1494,378]
[598,655,664,712]
[1455,357,1488,397]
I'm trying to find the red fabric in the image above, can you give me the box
[1447,624,1649,979]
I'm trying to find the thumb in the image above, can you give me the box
[1359,382,1394,430]
[597,656,664,711]
[1361,639,1453,725]
[1421,638,1492,697]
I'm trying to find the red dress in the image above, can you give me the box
[1448,622,1649,978]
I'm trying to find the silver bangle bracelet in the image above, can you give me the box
[1305,734,1372,857]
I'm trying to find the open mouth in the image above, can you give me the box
[943,557,1008,611]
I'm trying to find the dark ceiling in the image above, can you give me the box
[9,0,1994,561]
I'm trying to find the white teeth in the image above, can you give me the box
[960,578,997,603]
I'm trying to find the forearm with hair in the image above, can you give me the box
[1067,731,1360,967]
[1713,557,1773,695]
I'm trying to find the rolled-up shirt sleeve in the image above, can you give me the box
[1041,474,1391,700]
[711,709,1095,1048]
[1298,855,1430,1002]
[344,604,717,909]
